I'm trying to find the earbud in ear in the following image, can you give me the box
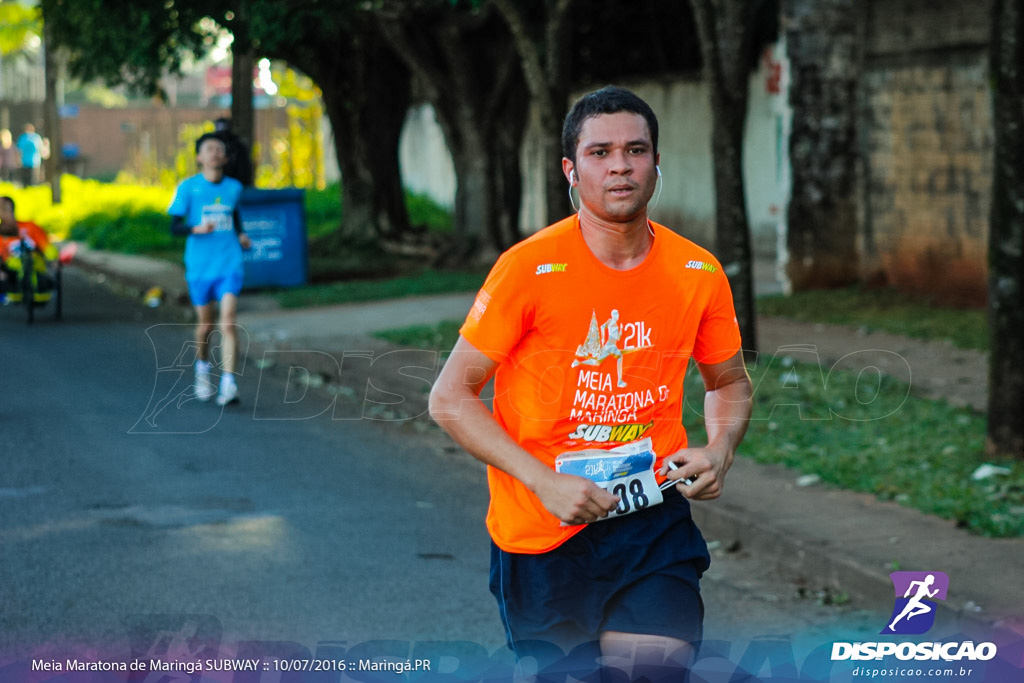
[656,166,662,178]
[569,169,576,184]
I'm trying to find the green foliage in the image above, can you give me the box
[375,320,464,350]
[0,178,453,282]
[0,2,40,55]
[299,185,455,283]
[304,183,344,240]
[406,191,454,233]
[255,64,327,190]
[682,359,1023,538]
[68,209,175,254]
[0,175,173,243]
[372,317,1022,538]
[758,287,988,351]
[260,103,326,190]
[276,270,485,309]
[40,0,215,98]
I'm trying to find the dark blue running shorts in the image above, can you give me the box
[489,486,710,663]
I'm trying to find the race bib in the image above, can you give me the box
[201,204,234,232]
[555,437,663,523]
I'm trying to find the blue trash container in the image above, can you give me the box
[239,188,308,289]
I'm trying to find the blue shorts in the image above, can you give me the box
[188,272,243,307]
[489,486,709,668]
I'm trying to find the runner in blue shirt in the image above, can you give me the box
[16,124,44,186]
[169,133,251,406]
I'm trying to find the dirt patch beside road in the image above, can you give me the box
[758,317,988,412]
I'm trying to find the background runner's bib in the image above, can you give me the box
[202,204,234,232]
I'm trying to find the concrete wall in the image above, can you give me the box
[398,105,455,208]
[388,2,1002,308]
[26,105,290,181]
[400,58,791,258]
[59,106,218,179]
[860,0,993,305]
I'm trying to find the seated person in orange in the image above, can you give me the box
[0,195,58,302]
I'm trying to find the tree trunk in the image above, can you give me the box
[709,90,759,363]
[229,0,256,158]
[447,129,492,261]
[537,86,571,226]
[783,0,859,291]
[229,50,255,161]
[444,106,528,261]
[43,23,62,204]
[491,0,574,227]
[430,69,528,263]
[987,0,1024,458]
[326,37,410,241]
[690,0,760,361]
[281,24,411,243]
[378,5,528,262]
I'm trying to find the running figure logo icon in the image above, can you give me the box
[571,309,652,388]
[881,571,949,635]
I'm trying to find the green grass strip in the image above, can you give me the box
[757,288,987,351]
[375,320,1020,538]
[681,357,1021,537]
[276,270,485,309]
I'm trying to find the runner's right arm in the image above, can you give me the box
[430,335,619,525]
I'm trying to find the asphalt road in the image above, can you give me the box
[0,267,888,680]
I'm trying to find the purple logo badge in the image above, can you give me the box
[881,571,949,635]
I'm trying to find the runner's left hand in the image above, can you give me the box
[658,445,732,500]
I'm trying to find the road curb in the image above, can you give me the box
[69,244,190,307]
[692,457,1024,641]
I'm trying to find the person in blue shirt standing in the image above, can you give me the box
[169,133,251,406]
[15,124,44,187]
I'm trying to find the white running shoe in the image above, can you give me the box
[216,379,239,406]
[194,369,216,402]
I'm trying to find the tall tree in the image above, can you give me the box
[0,2,39,57]
[258,3,412,242]
[988,0,1024,458]
[221,0,256,154]
[377,0,528,260]
[41,0,413,241]
[688,0,775,361]
[783,0,859,291]
[491,0,575,227]
[42,20,61,204]
[39,0,213,95]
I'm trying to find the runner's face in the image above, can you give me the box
[197,139,227,170]
[569,112,658,224]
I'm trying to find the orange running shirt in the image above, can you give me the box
[460,215,743,554]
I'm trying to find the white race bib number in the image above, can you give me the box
[555,437,663,523]
[201,204,234,232]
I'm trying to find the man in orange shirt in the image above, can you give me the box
[430,87,753,681]
[0,195,57,303]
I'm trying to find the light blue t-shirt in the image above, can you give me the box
[168,174,245,282]
[16,132,42,168]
